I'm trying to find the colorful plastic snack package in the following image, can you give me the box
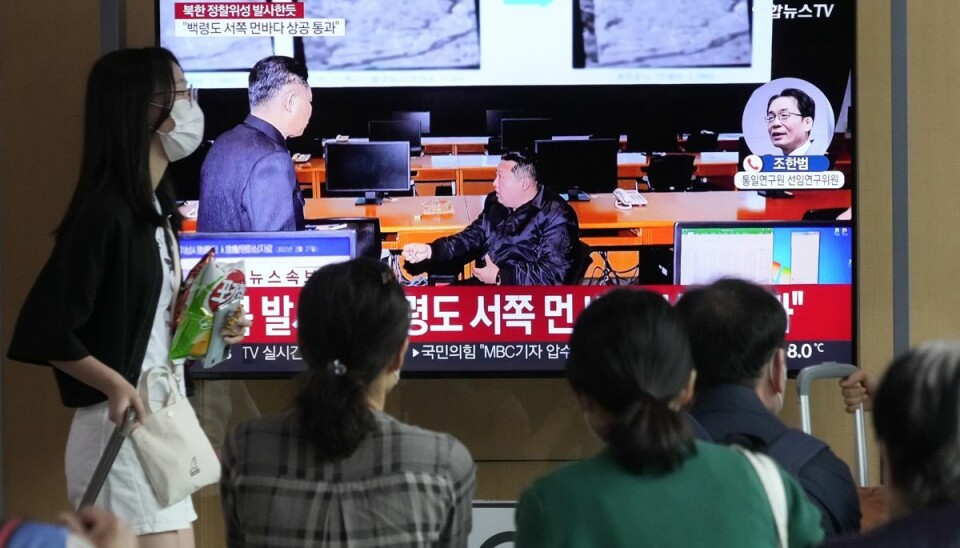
[170,249,246,367]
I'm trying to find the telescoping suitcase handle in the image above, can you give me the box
[79,408,137,508]
[796,362,869,487]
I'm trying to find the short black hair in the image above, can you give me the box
[501,151,537,183]
[248,55,309,108]
[767,88,816,120]
[675,278,787,388]
[874,341,960,511]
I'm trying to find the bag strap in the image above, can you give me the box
[138,366,183,415]
[734,446,789,548]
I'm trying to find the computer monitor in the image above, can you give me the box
[485,109,525,136]
[368,120,422,156]
[626,130,679,154]
[673,221,853,286]
[179,230,357,379]
[501,118,551,154]
[391,111,431,135]
[324,142,412,205]
[534,138,619,201]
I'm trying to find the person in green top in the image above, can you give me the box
[514,289,824,548]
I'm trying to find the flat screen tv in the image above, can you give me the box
[179,231,356,378]
[161,1,858,378]
[674,220,854,370]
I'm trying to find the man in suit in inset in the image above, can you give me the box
[766,87,815,156]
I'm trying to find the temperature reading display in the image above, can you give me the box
[787,342,826,360]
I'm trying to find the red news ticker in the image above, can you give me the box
[239,284,852,345]
[175,2,305,19]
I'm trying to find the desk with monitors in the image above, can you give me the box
[300,190,852,251]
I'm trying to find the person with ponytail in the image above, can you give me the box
[514,289,823,547]
[220,258,476,547]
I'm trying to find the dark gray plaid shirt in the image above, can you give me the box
[221,410,476,547]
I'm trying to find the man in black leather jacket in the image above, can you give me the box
[402,152,579,285]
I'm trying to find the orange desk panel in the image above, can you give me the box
[186,189,851,249]
[304,196,473,249]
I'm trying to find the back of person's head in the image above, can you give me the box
[296,258,411,460]
[566,289,696,473]
[874,340,960,512]
[768,88,816,120]
[248,55,309,108]
[675,278,786,388]
[501,151,537,184]
[59,47,181,237]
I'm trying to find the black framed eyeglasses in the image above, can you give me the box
[765,111,804,123]
[153,84,198,106]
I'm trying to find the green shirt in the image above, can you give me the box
[515,441,824,547]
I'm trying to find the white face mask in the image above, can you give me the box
[156,99,204,162]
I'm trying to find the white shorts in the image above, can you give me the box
[65,399,197,535]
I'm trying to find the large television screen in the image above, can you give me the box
[160,0,773,89]
[169,0,857,378]
[179,230,355,378]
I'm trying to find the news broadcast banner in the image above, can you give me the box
[191,281,852,378]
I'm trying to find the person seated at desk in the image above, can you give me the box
[401,152,579,285]
[676,279,862,538]
[198,56,311,232]
[767,88,815,156]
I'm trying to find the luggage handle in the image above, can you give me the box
[79,407,137,508]
[796,362,870,487]
[797,363,858,397]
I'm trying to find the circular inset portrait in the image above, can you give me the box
[741,77,835,156]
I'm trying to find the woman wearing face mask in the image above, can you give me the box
[7,47,233,548]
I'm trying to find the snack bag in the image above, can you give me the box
[204,299,245,368]
[170,254,246,363]
[174,248,215,328]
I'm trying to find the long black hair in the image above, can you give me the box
[57,47,182,238]
[874,341,960,511]
[296,258,411,460]
[566,289,696,473]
